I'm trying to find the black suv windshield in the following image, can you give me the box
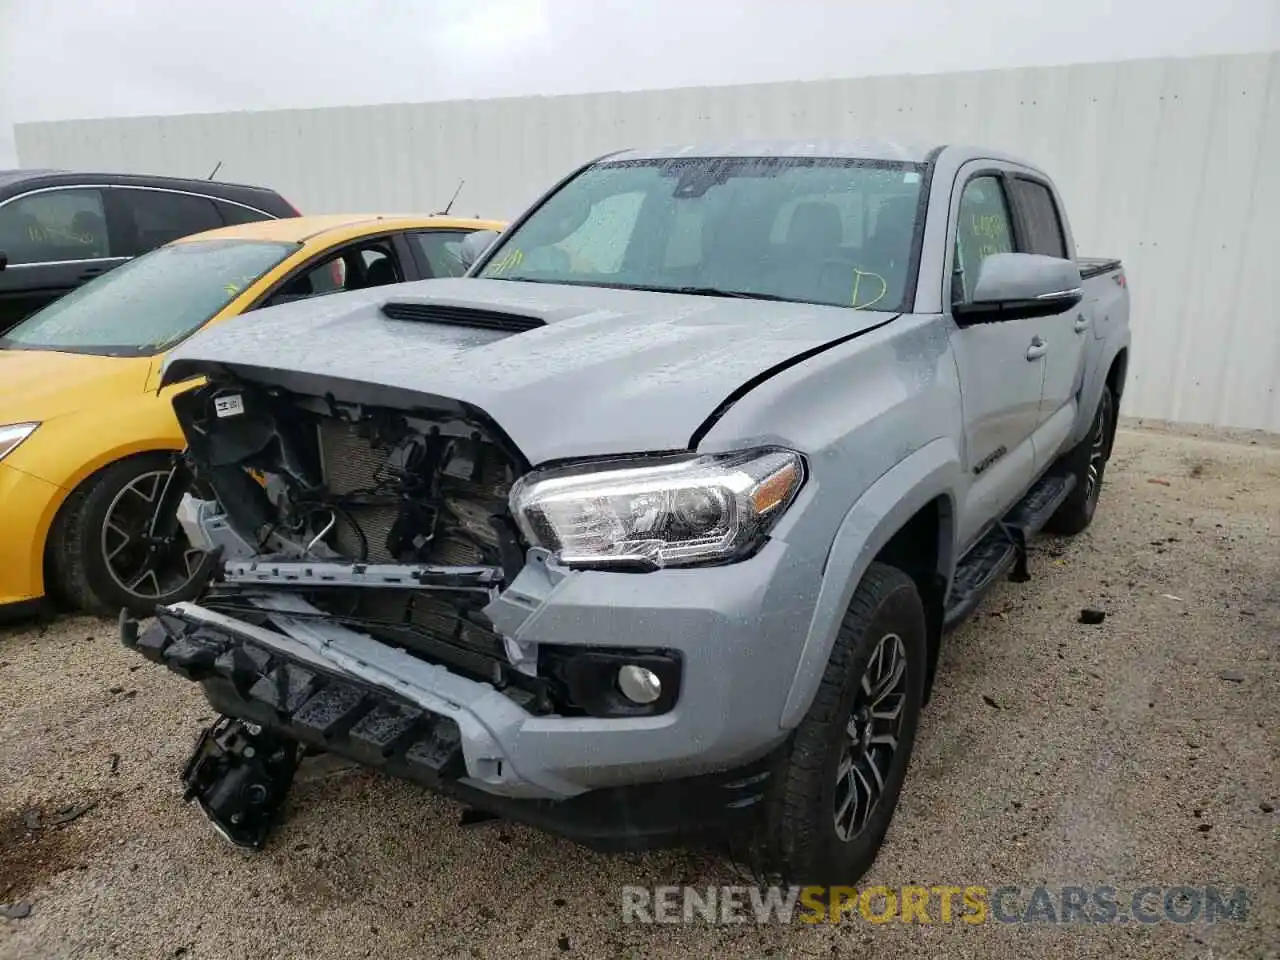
[478,156,926,311]
[0,238,295,357]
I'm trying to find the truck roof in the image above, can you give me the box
[607,139,945,164]
[603,141,1044,175]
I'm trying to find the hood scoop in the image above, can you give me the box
[381,300,545,334]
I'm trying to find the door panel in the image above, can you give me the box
[1034,303,1091,469]
[947,172,1045,550]
[951,318,1046,548]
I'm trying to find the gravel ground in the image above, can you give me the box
[1,423,1276,960]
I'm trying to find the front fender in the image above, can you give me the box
[778,437,962,728]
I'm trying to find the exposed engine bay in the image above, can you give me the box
[169,378,566,712]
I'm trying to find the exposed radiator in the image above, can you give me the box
[315,419,508,567]
[317,419,399,562]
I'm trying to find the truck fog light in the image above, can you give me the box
[617,665,662,704]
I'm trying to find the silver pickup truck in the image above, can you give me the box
[123,140,1130,886]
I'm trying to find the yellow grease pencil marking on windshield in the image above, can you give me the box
[851,269,888,309]
[488,247,524,275]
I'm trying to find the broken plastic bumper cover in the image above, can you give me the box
[121,604,778,852]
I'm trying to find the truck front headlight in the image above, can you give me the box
[0,422,39,463]
[509,448,805,570]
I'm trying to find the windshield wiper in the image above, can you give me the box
[488,276,812,304]
[629,285,803,303]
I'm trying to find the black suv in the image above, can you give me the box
[0,170,300,334]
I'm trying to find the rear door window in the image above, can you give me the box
[111,188,224,255]
[0,189,112,264]
[214,200,274,226]
[1009,179,1068,259]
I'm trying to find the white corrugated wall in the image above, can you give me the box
[15,52,1280,432]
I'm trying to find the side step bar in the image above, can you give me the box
[943,472,1076,630]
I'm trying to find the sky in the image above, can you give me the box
[2,0,1278,166]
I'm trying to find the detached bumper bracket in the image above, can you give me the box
[123,605,468,795]
[180,715,302,849]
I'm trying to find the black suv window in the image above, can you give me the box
[1010,179,1067,259]
[0,188,111,264]
[112,188,224,254]
[215,200,273,226]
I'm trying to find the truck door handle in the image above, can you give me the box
[1074,313,1091,333]
[1026,337,1048,360]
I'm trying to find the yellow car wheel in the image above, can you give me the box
[46,453,215,618]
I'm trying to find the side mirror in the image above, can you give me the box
[459,230,501,272]
[953,252,1083,324]
[0,251,7,272]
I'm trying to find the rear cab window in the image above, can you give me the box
[0,189,112,264]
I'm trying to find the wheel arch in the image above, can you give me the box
[38,446,183,593]
[1103,348,1128,458]
[778,438,962,729]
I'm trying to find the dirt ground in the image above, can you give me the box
[1,422,1276,960]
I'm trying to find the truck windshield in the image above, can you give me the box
[478,156,926,311]
[0,238,296,357]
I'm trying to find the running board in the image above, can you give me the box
[943,472,1076,630]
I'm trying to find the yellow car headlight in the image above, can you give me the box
[0,422,40,463]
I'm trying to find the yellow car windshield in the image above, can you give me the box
[0,238,296,357]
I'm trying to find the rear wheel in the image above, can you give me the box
[47,453,214,617]
[1045,385,1114,536]
[755,562,927,886]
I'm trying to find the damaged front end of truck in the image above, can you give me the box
[122,361,800,850]
[125,373,540,845]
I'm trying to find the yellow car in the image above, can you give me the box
[0,213,505,619]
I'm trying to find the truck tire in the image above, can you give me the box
[46,453,214,618]
[757,561,927,886]
[1045,384,1114,536]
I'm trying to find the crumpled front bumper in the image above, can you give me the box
[122,532,827,848]
[122,594,786,850]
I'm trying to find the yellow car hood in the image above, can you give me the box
[0,350,153,424]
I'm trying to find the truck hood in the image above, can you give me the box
[0,349,152,424]
[163,278,897,465]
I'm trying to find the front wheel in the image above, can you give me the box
[1045,384,1114,536]
[755,562,927,886]
[47,453,215,617]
